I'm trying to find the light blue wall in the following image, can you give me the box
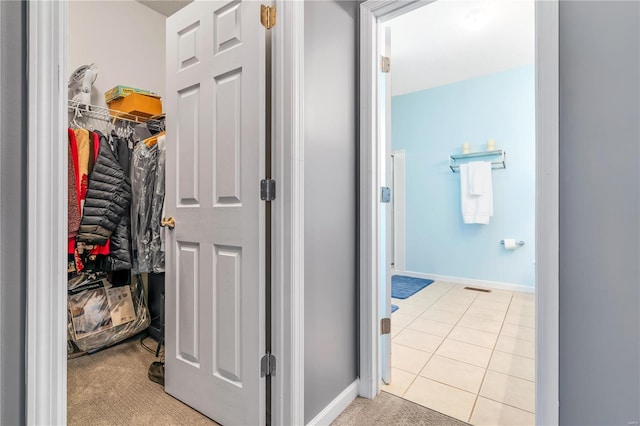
[392,65,535,288]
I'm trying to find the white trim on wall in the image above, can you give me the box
[358,3,379,400]
[395,270,535,294]
[534,1,560,423]
[272,1,305,424]
[306,380,359,426]
[359,1,559,425]
[26,1,68,424]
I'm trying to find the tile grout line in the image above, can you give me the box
[479,395,537,415]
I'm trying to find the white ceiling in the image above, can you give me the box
[137,0,193,17]
[386,0,534,96]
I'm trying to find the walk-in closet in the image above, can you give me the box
[65,1,213,424]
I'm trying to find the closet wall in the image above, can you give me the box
[68,0,166,107]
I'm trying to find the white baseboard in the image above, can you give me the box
[395,270,535,294]
[307,379,360,426]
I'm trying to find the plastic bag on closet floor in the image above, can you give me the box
[67,273,150,354]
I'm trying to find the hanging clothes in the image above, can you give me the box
[77,132,132,246]
[150,133,166,273]
[68,129,110,267]
[130,141,158,274]
[88,131,111,257]
[68,140,81,239]
[88,131,133,272]
[74,128,91,212]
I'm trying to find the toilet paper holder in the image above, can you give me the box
[500,240,525,247]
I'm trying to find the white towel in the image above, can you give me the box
[468,161,488,195]
[460,161,493,224]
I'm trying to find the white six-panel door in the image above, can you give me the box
[165,1,266,424]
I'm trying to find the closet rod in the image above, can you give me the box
[68,99,150,124]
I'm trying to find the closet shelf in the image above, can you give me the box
[68,100,151,124]
[449,149,506,173]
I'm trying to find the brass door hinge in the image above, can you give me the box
[381,318,391,335]
[381,56,391,73]
[261,5,276,29]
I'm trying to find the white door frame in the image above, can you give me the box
[271,1,305,425]
[25,1,305,424]
[358,2,560,426]
[26,1,68,424]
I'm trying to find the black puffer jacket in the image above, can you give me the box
[90,132,133,272]
[105,133,133,271]
[77,133,132,251]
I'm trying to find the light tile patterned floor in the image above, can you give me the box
[382,281,535,426]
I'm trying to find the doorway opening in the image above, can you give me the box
[358,0,559,425]
[62,1,269,425]
[379,2,536,423]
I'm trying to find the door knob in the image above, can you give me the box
[161,217,175,230]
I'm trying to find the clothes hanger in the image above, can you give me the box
[103,114,115,136]
[144,135,159,148]
[70,103,81,129]
[143,130,165,148]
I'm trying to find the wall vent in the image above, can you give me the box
[464,286,491,293]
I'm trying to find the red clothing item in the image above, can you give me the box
[68,129,81,255]
[68,129,110,256]
[68,132,81,238]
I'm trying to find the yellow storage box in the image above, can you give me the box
[105,85,159,104]
[108,93,162,119]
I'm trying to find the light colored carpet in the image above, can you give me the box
[332,392,470,426]
[70,338,468,426]
[68,337,218,426]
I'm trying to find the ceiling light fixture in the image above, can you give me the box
[463,8,489,30]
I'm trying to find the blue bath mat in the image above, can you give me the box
[391,304,399,313]
[392,275,434,299]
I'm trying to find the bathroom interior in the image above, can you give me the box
[380,1,537,425]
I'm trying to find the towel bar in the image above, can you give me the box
[449,149,506,172]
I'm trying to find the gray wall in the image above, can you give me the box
[304,1,359,422]
[559,1,640,425]
[0,1,27,425]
